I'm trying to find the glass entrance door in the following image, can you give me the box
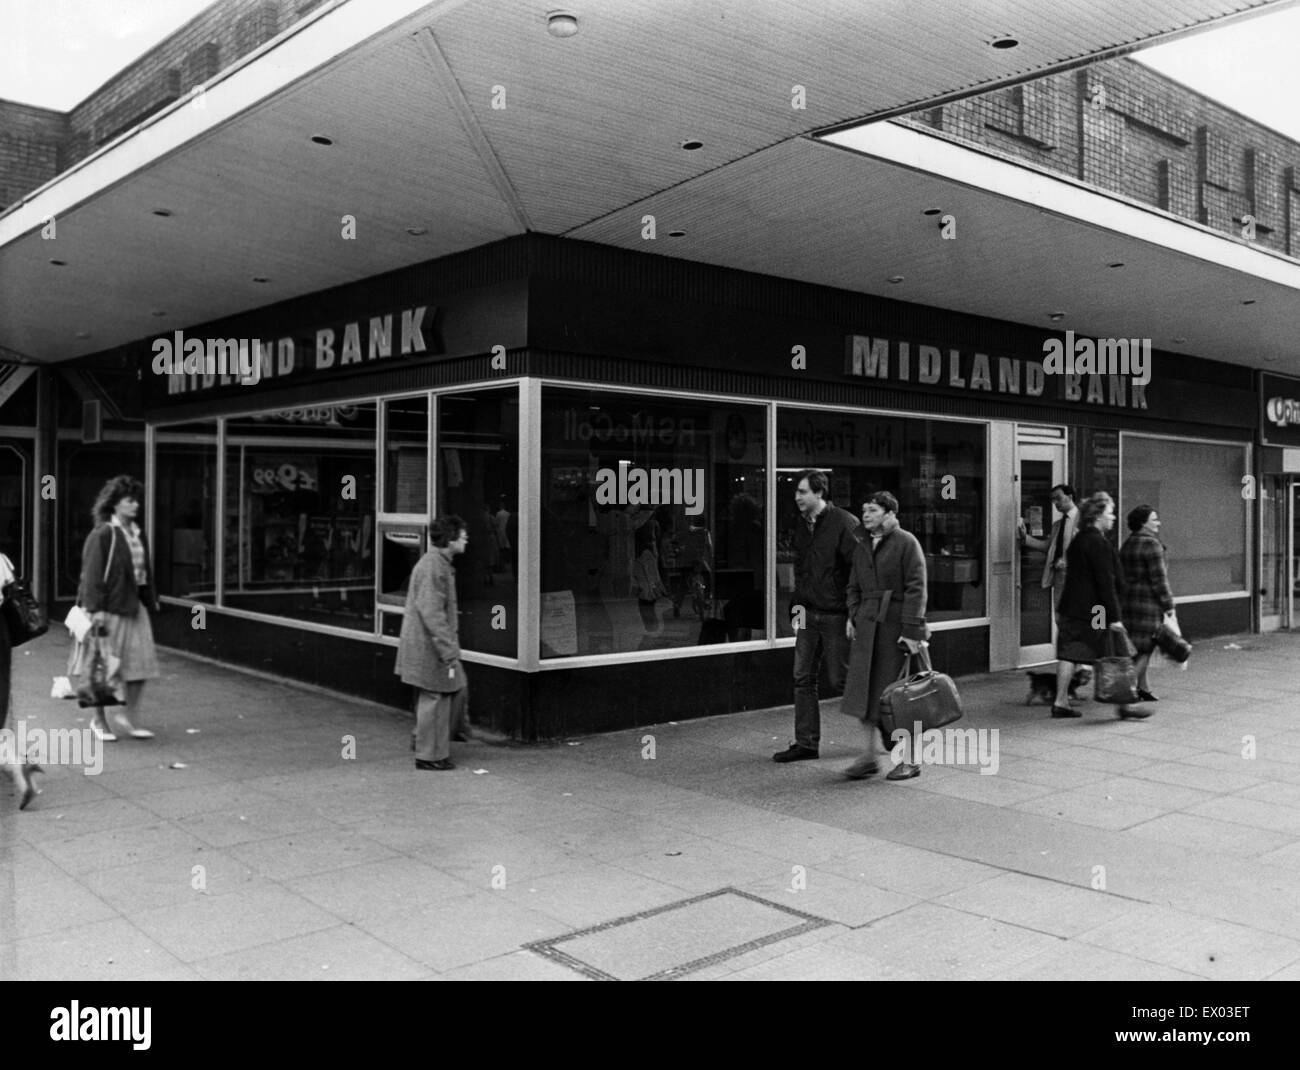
[1261,477,1287,630]
[1018,441,1065,665]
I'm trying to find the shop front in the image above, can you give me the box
[1260,372,1300,631]
[136,235,1257,737]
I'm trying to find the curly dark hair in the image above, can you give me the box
[430,514,467,547]
[91,474,145,524]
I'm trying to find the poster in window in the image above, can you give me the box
[541,590,579,656]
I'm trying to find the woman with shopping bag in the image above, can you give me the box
[76,475,161,742]
[840,491,931,781]
[0,548,41,809]
[1054,491,1136,719]
[1119,505,1178,717]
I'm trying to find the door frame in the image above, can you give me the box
[1015,429,1067,667]
[1260,475,1286,632]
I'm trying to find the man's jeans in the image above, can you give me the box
[792,610,850,751]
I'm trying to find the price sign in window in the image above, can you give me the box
[250,460,318,494]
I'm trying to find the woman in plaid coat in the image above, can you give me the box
[1120,505,1176,713]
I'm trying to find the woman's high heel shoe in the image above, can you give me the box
[110,715,154,740]
[18,762,42,810]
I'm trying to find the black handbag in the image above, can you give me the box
[879,645,964,737]
[2,578,48,647]
[1153,619,1192,663]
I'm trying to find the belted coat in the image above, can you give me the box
[395,547,466,694]
[840,525,928,723]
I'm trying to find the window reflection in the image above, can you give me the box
[220,403,377,630]
[437,388,519,657]
[155,421,218,602]
[540,389,767,657]
[775,409,986,633]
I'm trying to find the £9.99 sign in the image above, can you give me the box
[251,462,317,493]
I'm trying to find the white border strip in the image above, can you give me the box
[0,0,469,243]
[819,122,1300,289]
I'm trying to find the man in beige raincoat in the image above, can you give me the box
[396,515,469,770]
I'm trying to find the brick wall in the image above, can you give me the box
[900,56,1300,258]
[0,0,320,204]
[0,101,67,209]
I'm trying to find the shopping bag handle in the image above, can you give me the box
[894,643,933,682]
[1103,625,1128,657]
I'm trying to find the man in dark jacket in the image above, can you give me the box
[774,470,861,762]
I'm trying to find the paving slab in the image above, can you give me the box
[4,628,1300,980]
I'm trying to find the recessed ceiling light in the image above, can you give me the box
[151,310,167,317]
[667,230,686,238]
[681,139,703,151]
[1108,261,1124,268]
[74,331,90,339]
[1048,312,1065,322]
[990,35,1019,49]
[922,208,942,216]
[252,276,269,283]
[1263,355,1278,362]
[1172,337,1187,344]
[406,226,428,236]
[310,135,334,146]
[1241,299,1256,305]
[152,209,173,217]
[49,259,66,266]
[546,10,579,37]
[887,275,905,284]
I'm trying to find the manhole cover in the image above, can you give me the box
[524,888,830,981]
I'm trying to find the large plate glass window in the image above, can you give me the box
[221,402,377,630]
[0,441,30,579]
[57,441,146,598]
[775,409,986,635]
[540,389,767,657]
[1121,435,1248,596]
[378,395,430,620]
[153,420,218,602]
[436,387,519,657]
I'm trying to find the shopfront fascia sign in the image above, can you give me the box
[844,335,1149,410]
[163,305,443,396]
[1260,373,1300,447]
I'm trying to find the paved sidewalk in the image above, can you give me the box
[3,630,1300,981]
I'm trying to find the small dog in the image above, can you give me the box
[1025,668,1093,705]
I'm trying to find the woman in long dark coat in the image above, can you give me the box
[1119,505,1176,716]
[840,492,929,781]
[1055,491,1134,718]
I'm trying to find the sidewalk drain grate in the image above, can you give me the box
[523,888,831,981]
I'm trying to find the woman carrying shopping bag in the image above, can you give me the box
[1054,491,1135,718]
[0,548,41,809]
[76,475,161,742]
[1119,505,1177,718]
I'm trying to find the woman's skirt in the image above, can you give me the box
[70,605,160,683]
[1056,615,1105,665]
